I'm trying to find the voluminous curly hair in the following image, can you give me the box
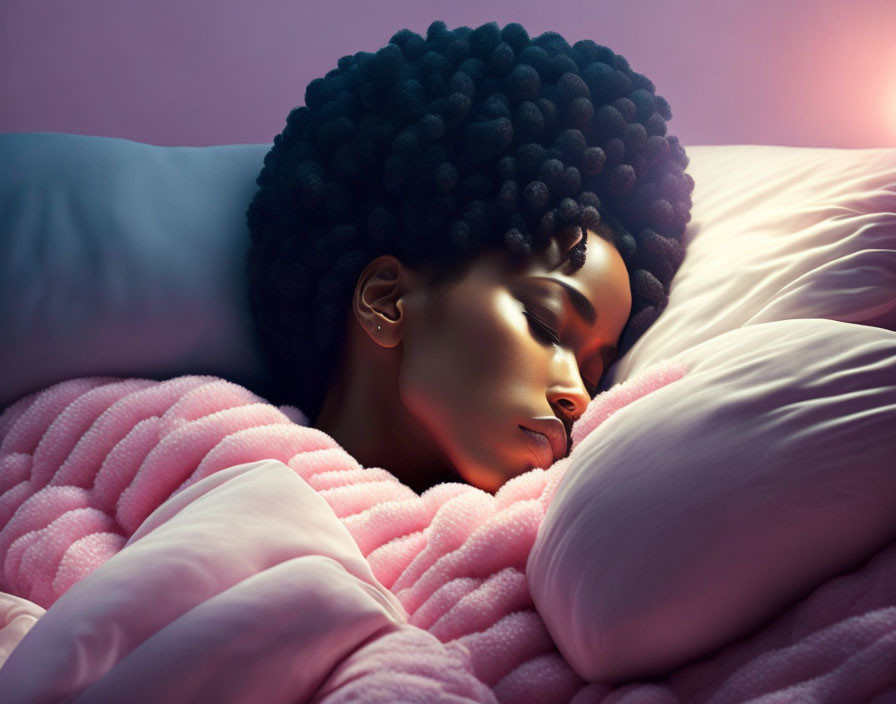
[246,20,695,422]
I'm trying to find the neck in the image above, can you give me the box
[312,337,459,494]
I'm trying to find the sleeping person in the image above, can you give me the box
[244,20,695,494]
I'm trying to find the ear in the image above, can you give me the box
[352,255,423,349]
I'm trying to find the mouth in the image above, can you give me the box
[518,418,568,468]
[520,427,554,468]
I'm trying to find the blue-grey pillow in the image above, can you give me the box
[0,132,275,410]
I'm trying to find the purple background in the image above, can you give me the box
[1,0,894,148]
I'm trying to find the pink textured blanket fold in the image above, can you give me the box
[0,371,895,703]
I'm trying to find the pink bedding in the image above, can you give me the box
[1,372,895,703]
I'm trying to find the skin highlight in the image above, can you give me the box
[312,228,632,493]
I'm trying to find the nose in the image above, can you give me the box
[546,347,590,424]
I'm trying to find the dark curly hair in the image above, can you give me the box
[246,20,695,423]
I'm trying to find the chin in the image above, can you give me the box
[460,467,507,494]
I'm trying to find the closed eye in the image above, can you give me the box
[523,306,560,346]
[524,306,601,396]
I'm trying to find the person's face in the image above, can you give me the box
[394,228,632,492]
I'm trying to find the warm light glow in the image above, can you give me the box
[891,80,896,139]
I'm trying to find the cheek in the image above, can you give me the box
[398,292,536,423]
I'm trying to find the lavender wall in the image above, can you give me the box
[1,0,893,148]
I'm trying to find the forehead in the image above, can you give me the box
[470,230,632,321]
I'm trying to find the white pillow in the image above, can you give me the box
[602,145,896,389]
[0,132,274,411]
[527,318,896,684]
[4,137,893,413]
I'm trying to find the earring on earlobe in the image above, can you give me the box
[377,325,382,331]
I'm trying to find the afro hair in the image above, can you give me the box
[246,20,695,422]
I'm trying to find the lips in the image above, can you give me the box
[520,427,554,468]
[519,417,568,467]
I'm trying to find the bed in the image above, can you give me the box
[0,132,894,703]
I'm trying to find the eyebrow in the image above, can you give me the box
[531,276,618,364]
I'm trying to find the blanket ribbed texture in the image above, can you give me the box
[0,369,682,703]
[3,365,895,703]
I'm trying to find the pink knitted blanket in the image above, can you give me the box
[1,368,895,703]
